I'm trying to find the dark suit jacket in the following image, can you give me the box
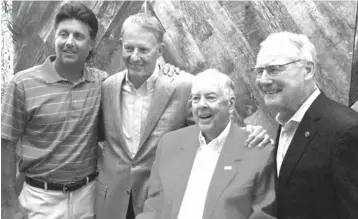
[275,94,358,219]
[137,123,276,219]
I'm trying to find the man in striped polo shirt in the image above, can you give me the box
[1,3,107,218]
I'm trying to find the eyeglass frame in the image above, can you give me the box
[252,59,302,78]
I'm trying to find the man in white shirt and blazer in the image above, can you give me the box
[136,69,276,219]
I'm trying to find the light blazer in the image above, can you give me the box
[96,69,194,219]
[137,123,276,219]
[275,94,358,219]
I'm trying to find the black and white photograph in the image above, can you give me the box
[1,1,358,219]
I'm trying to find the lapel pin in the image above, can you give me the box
[305,131,310,137]
[224,166,232,170]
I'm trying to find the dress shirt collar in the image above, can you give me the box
[43,55,96,84]
[276,88,321,126]
[124,62,159,93]
[198,120,231,152]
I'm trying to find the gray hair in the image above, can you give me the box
[121,13,165,42]
[260,32,317,64]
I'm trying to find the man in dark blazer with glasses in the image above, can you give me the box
[254,31,358,219]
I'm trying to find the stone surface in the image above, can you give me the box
[11,0,358,136]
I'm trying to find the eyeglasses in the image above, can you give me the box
[252,60,301,78]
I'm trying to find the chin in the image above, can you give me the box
[266,101,286,112]
[61,56,79,63]
[199,124,213,133]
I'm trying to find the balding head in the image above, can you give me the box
[191,69,236,142]
[192,69,235,100]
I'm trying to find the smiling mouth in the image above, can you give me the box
[199,115,212,120]
[129,63,142,67]
[264,89,281,95]
[63,51,76,55]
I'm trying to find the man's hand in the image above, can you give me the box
[244,125,274,148]
[161,63,181,77]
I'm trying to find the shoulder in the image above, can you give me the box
[311,95,358,132]
[102,70,126,87]
[87,67,109,81]
[160,125,198,142]
[174,72,194,87]
[158,71,193,89]
[11,64,44,85]
[230,125,275,166]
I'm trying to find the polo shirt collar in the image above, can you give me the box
[42,55,96,84]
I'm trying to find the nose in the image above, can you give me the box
[256,70,273,86]
[197,97,208,109]
[65,35,74,48]
[129,49,141,62]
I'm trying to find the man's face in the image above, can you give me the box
[54,19,93,66]
[121,25,163,81]
[255,42,307,114]
[191,75,234,139]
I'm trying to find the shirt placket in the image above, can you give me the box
[277,126,289,174]
[277,121,296,174]
[70,78,85,118]
[132,91,143,158]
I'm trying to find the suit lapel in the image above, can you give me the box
[138,73,175,150]
[203,124,247,219]
[278,95,324,185]
[172,126,200,218]
[107,72,131,157]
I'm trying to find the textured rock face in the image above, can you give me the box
[11,1,357,135]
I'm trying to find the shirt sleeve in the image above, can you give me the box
[1,79,27,142]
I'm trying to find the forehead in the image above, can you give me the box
[191,75,226,95]
[56,19,91,34]
[256,40,299,66]
[122,24,158,44]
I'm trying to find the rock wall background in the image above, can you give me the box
[6,0,358,136]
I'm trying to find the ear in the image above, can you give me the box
[304,61,315,80]
[89,39,95,51]
[228,96,236,113]
[157,42,165,56]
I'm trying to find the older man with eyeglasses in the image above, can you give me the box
[253,32,358,219]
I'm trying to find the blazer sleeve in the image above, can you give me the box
[135,135,166,219]
[249,148,277,219]
[332,124,358,219]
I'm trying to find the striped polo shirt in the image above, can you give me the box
[1,56,108,183]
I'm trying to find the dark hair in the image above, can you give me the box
[54,2,98,62]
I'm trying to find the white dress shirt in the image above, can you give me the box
[177,121,231,219]
[121,64,159,158]
[276,88,320,175]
